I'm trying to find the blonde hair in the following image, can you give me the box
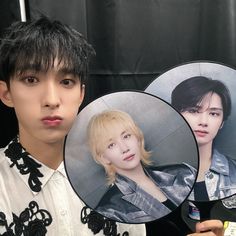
[87,109,151,184]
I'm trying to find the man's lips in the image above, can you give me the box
[41,116,63,126]
[194,130,208,137]
[123,154,135,161]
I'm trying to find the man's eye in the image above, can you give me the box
[108,143,115,149]
[61,79,76,87]
[210,112,220,117]
[124,134,131,139]
[22,76,38,84]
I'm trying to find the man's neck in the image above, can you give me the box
[117,163,146,183]
[19,135,64,170]
[197,142,212,181]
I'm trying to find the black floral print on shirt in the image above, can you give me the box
[0,201,52,236]
[81,206,129,236]
[4,137,43,192]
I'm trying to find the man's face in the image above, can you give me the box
[101,126,142,176]
[181,92,223,147]
[1,61,84,146]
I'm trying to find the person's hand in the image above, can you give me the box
[187,220,224,236]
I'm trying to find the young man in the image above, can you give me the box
[171,76,236,201]
[0,17,146,235]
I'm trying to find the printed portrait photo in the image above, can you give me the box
[64,91,199,223]
[145,61,236,202]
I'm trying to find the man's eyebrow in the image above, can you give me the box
[16,63,77,73]
[57,67,77,75]
[187,105,200,109]
[209,107,223,111]
[16,64,41,73]
[121,130,128,135]
[15,70,38,78]
[193,106,223,112]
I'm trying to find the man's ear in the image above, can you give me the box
[0,81,14,108]
[79,84,85,104]
[220,121,224,129]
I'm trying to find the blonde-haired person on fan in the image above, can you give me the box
[87,109,196,223]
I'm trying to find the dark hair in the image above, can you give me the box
[171,76,231,121]
[0,17,95,87]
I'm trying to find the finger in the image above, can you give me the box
[187,230,222,236]
[196,220,223,233]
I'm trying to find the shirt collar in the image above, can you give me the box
[210,149,229,175]
[4,137,67,195]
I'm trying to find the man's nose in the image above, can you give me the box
[119,141,129,154]
[198,112,208,127]
[42,82,60,109]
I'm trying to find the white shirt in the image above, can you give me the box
[0,139,146,236]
